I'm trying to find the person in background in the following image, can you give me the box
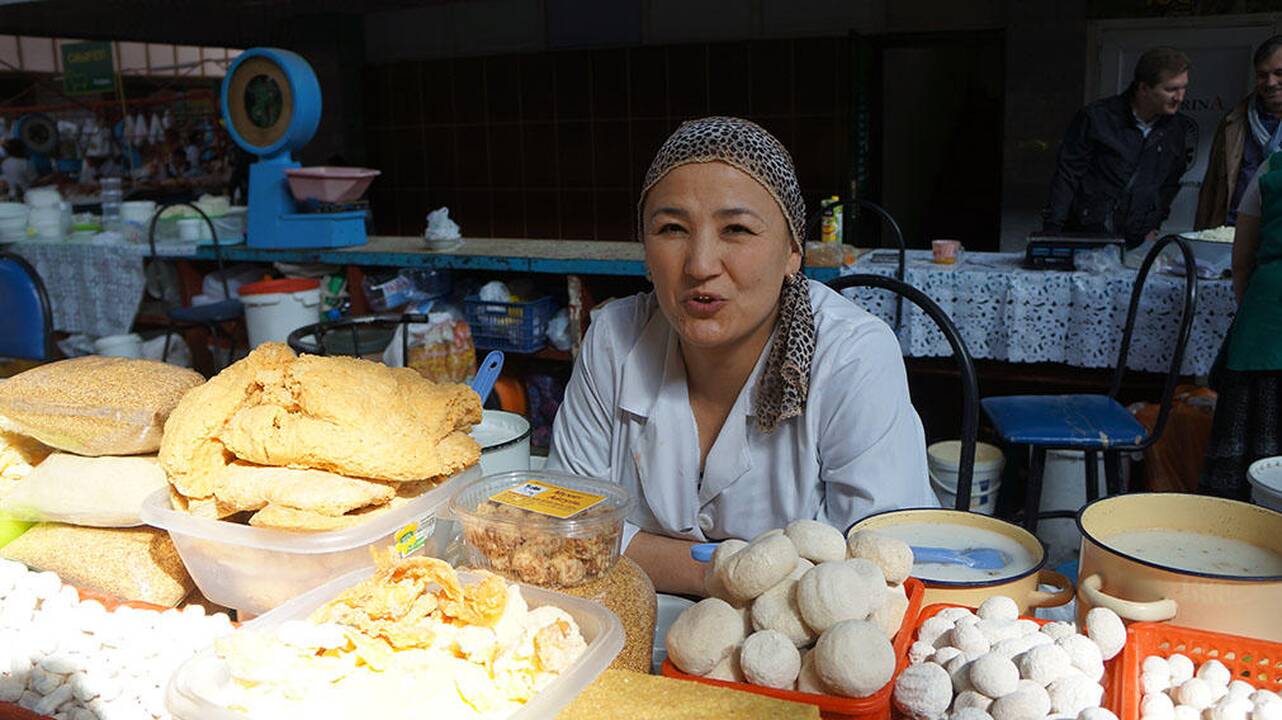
[1043,46,1197,249]
[1,139,37,200]
[1203,152,1282,499]
[1196,36,1282,230]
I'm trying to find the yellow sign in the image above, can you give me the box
[489,481,605,520]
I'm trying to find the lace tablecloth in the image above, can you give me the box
[8,240,148,338]
[841,251,1235,375]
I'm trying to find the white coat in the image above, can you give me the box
[546,279,935,547]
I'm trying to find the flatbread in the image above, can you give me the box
[212,461,397,516]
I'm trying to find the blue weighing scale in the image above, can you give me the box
[11,114,56,176]
[221,48,367,249]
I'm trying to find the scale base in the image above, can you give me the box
[246,210,367,250]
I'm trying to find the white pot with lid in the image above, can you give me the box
[471,410,532,475]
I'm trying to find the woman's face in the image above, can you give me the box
[643,161,801,352]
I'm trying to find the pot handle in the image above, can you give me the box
[1079,573,1178,622]
[1027,569,1074,608]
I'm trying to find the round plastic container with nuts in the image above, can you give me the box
[449,470,634,589]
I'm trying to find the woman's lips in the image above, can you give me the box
[682,293,727,318]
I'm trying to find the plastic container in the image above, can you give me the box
[92,333,144,358]
[450,470,635,589]
[660,578,926,720]
[24,187,61,209]
[464,294,555,354]
[120,200,157,244]
[471,409,533,475]
[653,593,695,672]
[1248,456,1282,512]
[1118,622,1282,720]
[928,440,1005,514]
[100,176,122,232]
[238,278,322,349]
[283,166,381,203]
[139,464,481,616]
[165,563,622,720]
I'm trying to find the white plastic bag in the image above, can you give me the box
[547,308,572,352]
[0,454,167,527]
[425,207,461,242]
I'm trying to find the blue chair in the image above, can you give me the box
[146,202,245,372]
[0,252,54,360]
[981,235,1198,531]
[828,274,981,509]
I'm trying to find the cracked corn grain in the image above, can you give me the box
[0,523,194,606]
[559,556,657,674]
[0,356,203,456]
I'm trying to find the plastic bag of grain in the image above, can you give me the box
[0,454,167,526]
[0,356,204,456]
[0,523,193,606]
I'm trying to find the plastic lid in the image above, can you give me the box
[1249,456,1282,494]
[449,470,634,537]
[239,278,320,296]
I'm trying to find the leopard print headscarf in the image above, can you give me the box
[638,116,816,433]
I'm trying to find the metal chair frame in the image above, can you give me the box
[809,198,907,331]
[287,313,431,359]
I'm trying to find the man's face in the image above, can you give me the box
[1138,71,1189,116]
[1257,48,1282,114]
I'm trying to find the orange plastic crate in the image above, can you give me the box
[1119,622,1282,720]
[914,603,1126,719]
[660,577,925,720]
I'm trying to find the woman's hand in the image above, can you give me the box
[1232,214,1262,305]
[624,531,708,596]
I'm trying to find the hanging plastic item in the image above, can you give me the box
[161,109,173,130]
[148,113,164,145]
[132,113,148,146]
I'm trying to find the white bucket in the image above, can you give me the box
[928,440,1005,514]
[471,410,532,475]
[238,279,322,349]
[1248,457,1282,512]
[93,333,143,358]
[121,201,156,243]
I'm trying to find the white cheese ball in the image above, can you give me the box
[938,607,978,624]
[797,561,885,633]
[1141,691,1176,720]
[1254,698,1282,720]
[1169,654,1196,684]
[1079,708,1119,720]
[947,655,976,694]
[978,596,1020,622]
[1226,681,1255,700]
[951,708,995,720]
[920,616,959,647]
[1175,678,1216,710]
[705,647,745,683]
[952,623,993,658]
[1252,691,1282,705]
[1018,643,1074,686]
[816,620,896,698]
[666,597,749,676]
[786,520,848,564]
[1143,656,1172,681]
[1197,660,1231,690]
[910,641,937,665]
[741,630,802,690]
[871,584,911,639]
[846,530,914,585]
[1048,674,1105,716]
[993,635,1044,661]
[893,661,954,720]
[1084,608,1126,661]
[1057,635,1106,682]
[704,539,751,607]
[955,690,996,713]
[1143,671,1173,695]
[1015,619,1041,637]
[990,684,1052,720]
[978,619,1025,645]
[970,652,1021,698]
[751,576,817,648]
[1173,706,1202,720]
[723,532,801,602]
[1210,697,1254,720]
[1042,622,1078,641]
[796,649,825,694]
[934,646,966,667]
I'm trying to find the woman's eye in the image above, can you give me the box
[657,223,686,234]
[724,224,755,235]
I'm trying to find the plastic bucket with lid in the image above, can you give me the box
[239,278,322,349]
[1248,457,1282,512]
[470,409,532,475]
[93,333,143,358]
[928,440,1005,514]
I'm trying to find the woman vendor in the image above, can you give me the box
[546,117,935,596]
[1204,149,1282,498]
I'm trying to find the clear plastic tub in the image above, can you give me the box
[140,464,481,616]
[450,470,634,589]
[165,564,624,720]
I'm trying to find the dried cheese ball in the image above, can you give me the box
[938,607,978,624]
[951,708,995,720]
[1084,607,1126,661]
[1208,697,1253,720]
[796,561,884,633]
[704,539,750,607]
[1168,654,1195,684]
[1141,671,1172,696]
[990,684,1052,720]
[1048,674,1104,716]
[666,597,747,676]
[893,661,953,720]
[933,646,965,667]
[1078,708,1119,720]
[955,690,996,713]
[870,582,910,638]
[920,616,958,647]
[1041,622,1078,641]
[785,520,847,564]
[1227,681,1255,700]
[750,575,817,648]
[1142,655,1171,679]
[1197,659,1231,690]
[1018,643,1074,686]
[705,646,745,682]
[1140,692,1175,720]
[1056,634,1105,682]
[1174,678,1215,710]
[910,641,937,665]
[740,630,802,690]
[816,620,896,698]
[796,649,825,694]
[977,619,1024,645]
[951,622,992,658]
[722,533,798,602]
[1173,706,1202,720]
[845,530,914,584]
[970,653,1021,698]
[947,655,976,694]
[977,596,1020,622]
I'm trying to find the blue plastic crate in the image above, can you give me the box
[463,295,555,354]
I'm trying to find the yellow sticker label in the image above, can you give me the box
[489,480,605,519]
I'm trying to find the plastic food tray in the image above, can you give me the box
[165,564,624,720]
[660,577,925,720]
[140,464,481,617]
[913,603,1126,718]
[1119,622,1282,720]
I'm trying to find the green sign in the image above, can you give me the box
[62,41,115,95]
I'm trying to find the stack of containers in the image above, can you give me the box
[0,202,27,242]
[25,187,66,242]
[100,176,123,233]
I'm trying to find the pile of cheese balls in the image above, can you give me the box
[0,559,234,720]
[894,596,1128,720]
[1137,653,1281,720]
[666,522,915,698]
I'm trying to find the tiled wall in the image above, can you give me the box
[362,38,852,240]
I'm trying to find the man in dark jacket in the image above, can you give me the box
[1043,47,1197,248]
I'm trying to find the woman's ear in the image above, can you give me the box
[786,245,802,275]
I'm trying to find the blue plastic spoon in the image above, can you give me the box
[690,542,719,563]
[469,351,505,404]
[911,546,1009,571]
